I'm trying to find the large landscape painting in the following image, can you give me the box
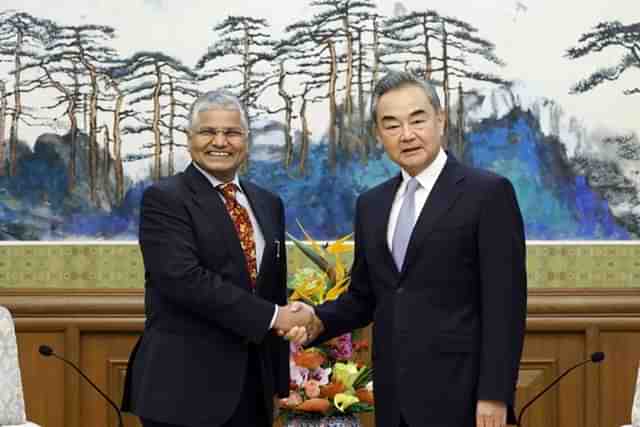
[0,0,638,240]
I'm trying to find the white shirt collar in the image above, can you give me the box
[398,147,448,194]
[191,162,243,194]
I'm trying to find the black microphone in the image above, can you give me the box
[516,351,605,426]
[39,345,124,427]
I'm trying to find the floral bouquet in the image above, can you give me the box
[279,222,375,423]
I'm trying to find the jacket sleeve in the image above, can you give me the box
[313,195,376,343]
[139,184,275,344]
[272,197,291,397]
[475,177,527,411]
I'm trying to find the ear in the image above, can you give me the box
[436,110,445,135]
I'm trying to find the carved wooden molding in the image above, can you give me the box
[1,288,640,317]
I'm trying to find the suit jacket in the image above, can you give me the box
[121,164,289,427]
[314,154,527,427]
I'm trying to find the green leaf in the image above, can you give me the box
[347,402,375,413]
[286,231,330,272]
[352,366,373,389]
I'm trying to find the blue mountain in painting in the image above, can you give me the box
[246,143,399,239]
[0,106,634,240]
[249,107,631,240]
[464,108,631,239]
[0,133,142,240]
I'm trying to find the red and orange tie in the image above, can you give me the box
[217,183,258,288]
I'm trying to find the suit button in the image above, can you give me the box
[396,287,404,294]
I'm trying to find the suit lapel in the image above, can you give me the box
[372,174,403,278]
[401,155,466,276]
[239,179,275,284]
[184,164,251,286]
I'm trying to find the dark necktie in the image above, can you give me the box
[218,182,258,288]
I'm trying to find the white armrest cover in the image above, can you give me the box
[0,306,27,425]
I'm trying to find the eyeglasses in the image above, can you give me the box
[194,127,246,142]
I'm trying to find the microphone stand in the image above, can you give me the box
[39,345,124,427]
[516,352,605,426]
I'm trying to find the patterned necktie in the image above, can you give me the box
[392,178,419,272]
[218,183,258,288]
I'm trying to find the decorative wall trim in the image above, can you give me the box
[0,242,639,289]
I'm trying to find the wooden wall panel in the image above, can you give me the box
[16,331,66,427]
[515,358,558,427]
[521,332,586,427]
[600,332,640,427]
[2,289,640,427]
[107,358,139,427]
[80,333,142,427]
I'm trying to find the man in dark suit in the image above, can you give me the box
[122,90,312,427]
[287,71,527,427]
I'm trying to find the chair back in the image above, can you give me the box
[0,305,27,425]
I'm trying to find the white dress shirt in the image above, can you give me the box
[192,163,279,328]
[387,148,448,252]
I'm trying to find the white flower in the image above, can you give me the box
[310,366,332,386]
[290,359,309,387]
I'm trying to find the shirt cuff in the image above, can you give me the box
[269,305,279,330]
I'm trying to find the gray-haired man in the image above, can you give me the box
[287,71,527,427]
[122,90,312,427]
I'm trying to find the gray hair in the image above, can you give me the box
[370,71,442,124]
[187,90,249,131]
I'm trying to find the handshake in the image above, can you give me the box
[273,302,325,344]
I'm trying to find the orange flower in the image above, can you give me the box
[353,339,369,351]
[319,381,346,399]
[293,350,326,370]
[355,388,375,405]
[295,398,332,413]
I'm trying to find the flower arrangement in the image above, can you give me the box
[280,223,375,423]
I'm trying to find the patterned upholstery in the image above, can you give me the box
[0,306,40,427]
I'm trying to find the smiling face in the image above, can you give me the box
[187,108,248,182]
[375,84,444,177]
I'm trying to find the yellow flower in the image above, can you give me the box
[332,362,360,390]
[288,222,355,304]
[325,276,350,301]
[289,268,327,304]
[326,233,354,255]
[334,393,360,412]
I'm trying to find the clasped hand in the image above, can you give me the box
[273,302,324,344]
